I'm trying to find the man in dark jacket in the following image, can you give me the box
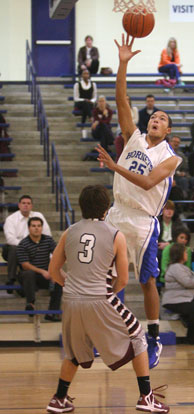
[77,35,99,74]
[17,216,62,321]
[138,95,159,133]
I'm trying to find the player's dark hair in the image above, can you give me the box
[79,185,110,219]
[19,195,33,203]
[28,217,43,227]
[169,242,185,264]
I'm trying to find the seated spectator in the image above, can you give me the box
[91,96,114,152]
[162,243,194,344]
[137,95,159,133]
[159,226,191,285]
[0,112,12,162]
[73,69,97,128]
[17,217,62,321]
[188,123,194,177]
[3,195,51,288]
[169,178,185,214]
[77,35,99,75]
[169,135,194,198]
[157,200,182,270]
[158,37,183,84]
[0,112,9,138]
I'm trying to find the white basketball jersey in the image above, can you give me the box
[113,129,182,217]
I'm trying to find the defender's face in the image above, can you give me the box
[147,111,171,138]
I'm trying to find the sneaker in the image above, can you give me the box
[147,336,162,369]
[136,388,169,413]
[47,395,74,413]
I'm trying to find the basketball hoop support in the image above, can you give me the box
[113,0,156,14]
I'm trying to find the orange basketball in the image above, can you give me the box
[122,9,155,38]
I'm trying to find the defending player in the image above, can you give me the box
[96,34,182,369]
[46,185,169,413]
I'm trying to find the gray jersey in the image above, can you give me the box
[64,218,118,296]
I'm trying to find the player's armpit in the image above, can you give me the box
[146,155,180,189]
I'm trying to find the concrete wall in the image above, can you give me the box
[0,0,31,81]
[0,0,194,80]
[75,0,194,74]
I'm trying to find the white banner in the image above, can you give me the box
[170,0,194,21]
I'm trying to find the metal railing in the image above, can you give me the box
[36,86,50,176]
[26,40,74,227]
[51,142,75,230]
[26,40,37,115]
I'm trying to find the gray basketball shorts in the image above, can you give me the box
[62,295,147,370]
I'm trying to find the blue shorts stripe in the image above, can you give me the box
[140,218,159,284]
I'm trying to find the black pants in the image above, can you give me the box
[92,124,114,151]
[75,101,93,123]
[78,59,99,75]
[7,245,18,282]
[19,270,62,310]
[164,300,194,344]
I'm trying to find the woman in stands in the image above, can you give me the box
[73,69,97,125]
[162,242,194,344]
[158,37,183,85]
[159,225,192,285]
[91,95,114,152]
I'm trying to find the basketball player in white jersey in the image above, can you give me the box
[47,185,169,413]
[96,34,182,370]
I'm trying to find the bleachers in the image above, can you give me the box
[1,76,194,342]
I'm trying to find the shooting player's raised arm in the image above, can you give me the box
[114,34,141,142]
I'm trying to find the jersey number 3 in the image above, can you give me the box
[78,234,96,263]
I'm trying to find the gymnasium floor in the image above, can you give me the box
[1,344,194,413]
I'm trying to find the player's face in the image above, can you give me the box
[177,233,188,245]
[29,221,43,237]
[18,198,33,216]
[147,111,171,139]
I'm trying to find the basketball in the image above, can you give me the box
[122,9,155,38]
